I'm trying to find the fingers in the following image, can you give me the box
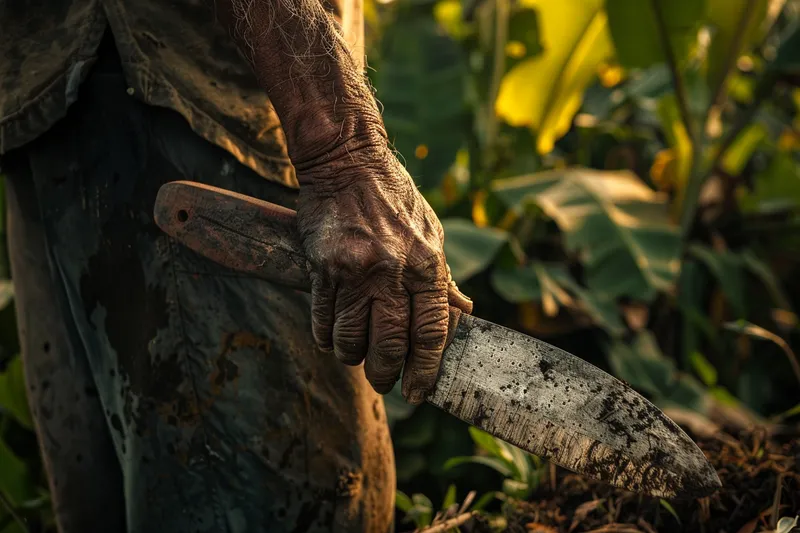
[310,272,336,352]
[402,286,450,405]
[332,288,371,365]
[448,281,473,315]
[364,289,410,394]
[446,263,473,314]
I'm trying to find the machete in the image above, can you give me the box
[153,180,721,500]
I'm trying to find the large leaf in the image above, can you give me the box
[608,332,709,412]
[378,8,468,189]
[441,219,508,284]
[606,0,706,70]
[495,0,614,154]
[491,261,625,335]
[492,169,681,302]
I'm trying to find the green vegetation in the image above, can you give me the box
[2,0,800,531]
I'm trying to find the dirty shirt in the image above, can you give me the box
[0,0,297,188]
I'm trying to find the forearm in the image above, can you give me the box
[215,0,388,177]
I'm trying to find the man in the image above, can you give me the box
[0,0,472,531]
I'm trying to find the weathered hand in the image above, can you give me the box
[296,146,473,404]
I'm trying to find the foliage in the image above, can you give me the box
[369,0,800,524]
[2,0,800,530]
[444,427,545,500]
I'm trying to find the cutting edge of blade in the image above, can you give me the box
[430,373,719,499]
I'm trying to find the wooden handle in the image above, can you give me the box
[154,180,466,349]
[154,181,311,292]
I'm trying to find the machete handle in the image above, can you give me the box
[154,181,311,292]
[154,180,464,349]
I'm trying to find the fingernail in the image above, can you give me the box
[406,390,426,405]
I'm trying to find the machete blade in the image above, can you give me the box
[430,314,721,499]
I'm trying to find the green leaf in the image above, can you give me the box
[470,491,500,511]
[656,93,693,198]
[502,478,532,499]
[606,0,706,70]
[0,439,33,505]
[706,0,771,93]
[659,499,682,525]
[442,219,508,284]
[443,455,514,477]
[553,273,626,336]
[492,169,681,301]
[441,484,457,510]
[689,351,718,387]
[468,427,505,458]
[395,491,414,513]
[490,264,545,303]
[608,332,675,397]
[739,151,800,213]
[496,0,614,154]
[608,332,709,412]
[0,356,33,430]
[720,123,768,175]
[687,244,747,318]
[740,250,793,311]
[378,8,468,189]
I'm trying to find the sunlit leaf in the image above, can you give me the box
[492,169,681,302]
[442,219,508,283]
[395,491,414,513]
[721,124,768,175]
[467,427,507,461]
[443,455,515,477]
[441,484,457,509]
[496,0,613,154]
[689,351,718,387]
[378,8,468,189]
[659,499,682,525]
[606,0,706,70]
[657,94,693,207]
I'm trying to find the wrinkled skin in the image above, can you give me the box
[297,146,473,403]
[216,0,473,402]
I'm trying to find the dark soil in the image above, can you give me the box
[467,427,799,533]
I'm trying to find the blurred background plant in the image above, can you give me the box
[2,0,800,531]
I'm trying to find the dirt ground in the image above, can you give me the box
[429,423,799,533]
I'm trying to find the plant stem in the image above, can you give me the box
[485,0,509,158]
[650,0,695,146]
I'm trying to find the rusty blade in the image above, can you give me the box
[431,314,721,499]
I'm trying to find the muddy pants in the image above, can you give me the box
[1,39,395,533]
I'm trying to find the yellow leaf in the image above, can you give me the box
[505,40,527,58]
[472,190,489,227]
[496,0,613,154]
